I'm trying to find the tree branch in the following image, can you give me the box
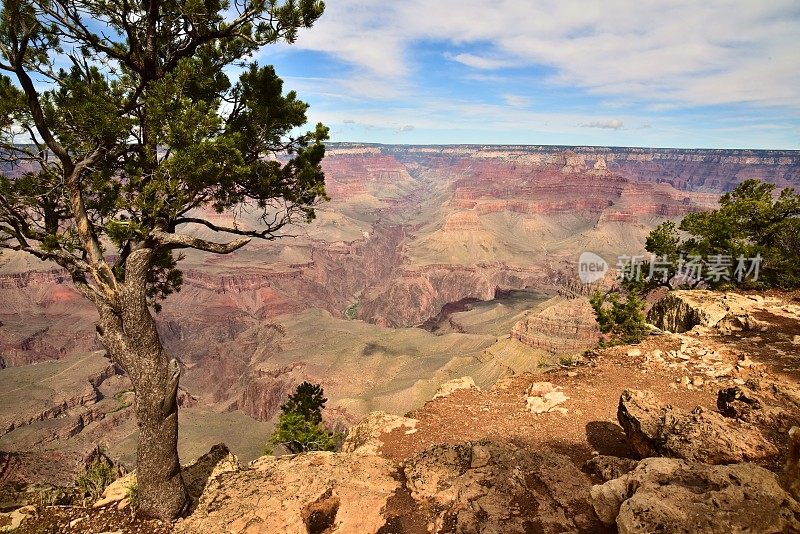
[172,216,287,239]
[151,230,250,254]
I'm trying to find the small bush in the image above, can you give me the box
[268,412,339,454]
[268,382,342,455]
[75,460,118,502]
[590,289,649,346]
[31,486,74,507]
[559,355,576,367]
[125,482,139,517]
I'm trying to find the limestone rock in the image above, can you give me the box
[182,443,240,500]
[404,440,600,533]
[525,382,569,414]
[0,505,36,532]
[93,472,136,508]
[178,452,401,534]
[341,411,418,455]
[717,385,770,421]
[94,444,239,509]
[590,457,800,532]
[432,376,479,399]
[647,290,768,334]
[511,297,599,355]
[617,389,777,463]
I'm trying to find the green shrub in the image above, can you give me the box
[126,482,139,516]
[75,460,118,502]
[280,382,327,425]
[590,289,649,346]
[559,355,576,367]
[268,412,338,454]
[268,382,341,455]
[643,179,800,290]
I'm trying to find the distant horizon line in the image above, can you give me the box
[325,141,800,153]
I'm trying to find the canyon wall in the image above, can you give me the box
[1,143,798,433]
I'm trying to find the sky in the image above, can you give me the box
[259,0,800,149]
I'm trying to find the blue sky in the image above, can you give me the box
[259,0,800,149]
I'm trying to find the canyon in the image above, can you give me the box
[1,144,798,469]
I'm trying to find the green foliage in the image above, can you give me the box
[268,412,338,454]
[559,355,576,367]
[75,460,118,502]
[344,302,359,320]
[590,289,649,346]
[280,381,326,424]
[0,0,329,310]
[643,179,800,289]
[268,382,338,454]
[126,482,139,516]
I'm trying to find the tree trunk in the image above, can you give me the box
[96,248,188,520]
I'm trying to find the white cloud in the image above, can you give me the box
[446,53,516,70]
[581,119,624,130]
[289,0,800,110]
[502,94,532,107]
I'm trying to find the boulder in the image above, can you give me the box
[341,411,418,455]
[617,389,777,463]
[403,440,601,533]
[93,472,136,509]
[182,443,240,500]
[590,457,800,533]
[525,382,569,414]
[94,443,239,509]
[583,455,638,482]
[178,452,401,534]
[716,384,792,428]
[432,376,479,399]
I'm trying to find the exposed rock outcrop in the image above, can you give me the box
[785,426,800,501]
[180,440,604,534]
[404,440,600,533]
[583,455,639,482]
[94,444,240,509]
[525,382,569,414]
[591,457,800,533]
[178,452,401,534]
[511,297,599,355]
[647,290,769,333]
[617,389,777,463]
[432,376,479,399]
[341,411,418,455]
[716,384,792,429]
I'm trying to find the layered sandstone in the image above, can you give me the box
[511,297,599,355]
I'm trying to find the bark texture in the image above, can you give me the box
[96,247,188,519]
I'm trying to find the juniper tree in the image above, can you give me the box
[280,380,326,423]
[644,180,800,289]
[0,0,327,519]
